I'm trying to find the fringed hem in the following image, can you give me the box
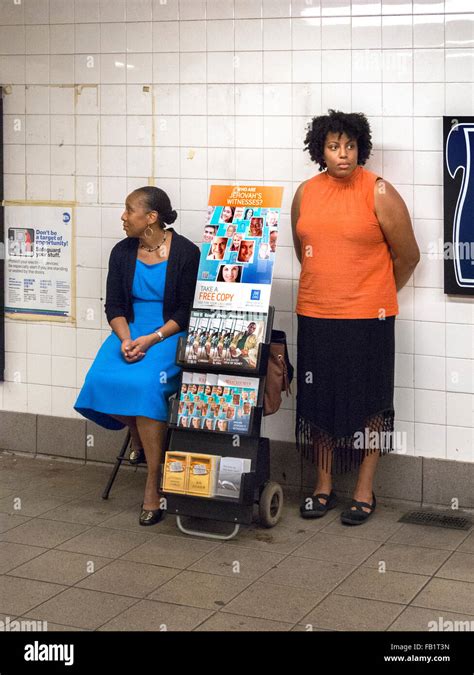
[295,409,396,474]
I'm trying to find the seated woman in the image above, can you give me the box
[74,186,200,526]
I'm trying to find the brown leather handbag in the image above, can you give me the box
[263,330,294,416]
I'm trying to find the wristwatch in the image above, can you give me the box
[154,329,165,342]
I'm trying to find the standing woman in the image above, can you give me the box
[292,110,419,525]
[74,186,200,525]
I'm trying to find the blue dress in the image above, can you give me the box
[74,259,185,430]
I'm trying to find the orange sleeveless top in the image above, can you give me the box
[295,165,398,319]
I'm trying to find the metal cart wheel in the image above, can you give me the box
[258,481,283,528]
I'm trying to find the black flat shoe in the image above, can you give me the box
[340,492,376,526]
[300,490,337,518]
[129,447,146,465]
[139,502,166,526]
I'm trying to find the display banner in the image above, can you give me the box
[194,185,283,312]
[444,116,474,295]
[5,205,74,318]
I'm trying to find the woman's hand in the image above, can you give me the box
[121,335,153,362]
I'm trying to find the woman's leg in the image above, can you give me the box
[135,416,167,510]
[351,450,379,512]
[109,414,142,450]
[313,437,333,505]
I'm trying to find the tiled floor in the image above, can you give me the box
[1,451,473,632]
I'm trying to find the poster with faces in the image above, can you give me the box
[177,372,259,434]
[195,186,283,312]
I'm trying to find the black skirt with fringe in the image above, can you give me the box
[295,313,396,475]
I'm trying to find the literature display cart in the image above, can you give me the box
[162,185,285,540]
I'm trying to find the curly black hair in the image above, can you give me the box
[303,109,373,171]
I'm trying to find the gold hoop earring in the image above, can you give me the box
[144,225,153,238]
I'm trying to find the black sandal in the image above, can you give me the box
[340,492,376,526]
[129,447,147,465]
[300,490,338,518]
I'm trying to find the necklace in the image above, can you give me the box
[139,230,167,252]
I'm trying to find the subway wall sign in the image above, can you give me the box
[444,116,474,295]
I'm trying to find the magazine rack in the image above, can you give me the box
[162,305,283,540]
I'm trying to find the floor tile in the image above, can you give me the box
[221,581,324,623]
[259,555,356,592]
[387,523,470,551]
[149,570,251,610]
[302,594,405,631]
[434,552,474,583]
[188,543,285,580]
[335,567,430,604]
[76,559,180,597]
[0,575,66,615]
[24,587,137,630]
[7,549,113,585]
[0,542,47,574]
[97,599,212,631]
[122,533,219,569]
[292,531,382,565]
[388,606,474,631]
[411,578,474,616]
[195,613,293,631]
[56,526,153,558]
[363,543,451,576]
[0,518,89,548]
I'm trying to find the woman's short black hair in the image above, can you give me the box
[132,186,178,228]
[304,109,373,171]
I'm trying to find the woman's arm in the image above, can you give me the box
[291,181,308,264]
[374,179,420,291]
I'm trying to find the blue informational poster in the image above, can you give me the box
[444,116,474,294]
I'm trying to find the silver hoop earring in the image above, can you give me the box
[144,225,153,238]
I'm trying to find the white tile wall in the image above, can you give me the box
[1,0,473,464]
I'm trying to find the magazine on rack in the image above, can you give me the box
[177,372,259,434]
[183,309,267,369]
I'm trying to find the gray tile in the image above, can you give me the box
[0,575,66,615]
[387,523,470,551]
[24,587,137,630]
[0,512,31,533]
[435,552,474,583]
[388,606,474,631]
[76,560,180,597]
[259,555,356,593]
[0,411,37,454]
[195,613,293,631]
[303,594,405,631]
[0,491,72,517]
[122,534,219,569]
[423,457,474,509]
[56,526,153,558]
[292,531,382,565]
[97,504,174,536]
[411,578,474,616]
[36,495,129,526]
[363,543,451,576]
[225,519,320,554]
[0,542,48,574]
[98,599,212,631]
[7,549,113,585]
[188,543,285,580]
[221,581,323,623]
[0,518,89,548]
[458,531,474,554]
[36,415,86,460]
[335,567,430,604]
[149,570,250,610]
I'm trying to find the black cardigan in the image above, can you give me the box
[104,229,200,331]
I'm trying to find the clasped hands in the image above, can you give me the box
[121,335,155,362]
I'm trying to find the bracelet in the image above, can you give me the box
[154,329,165,342]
